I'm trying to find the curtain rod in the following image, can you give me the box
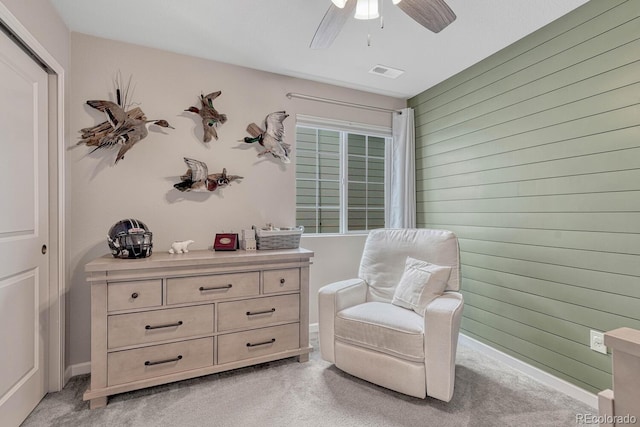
[286,92,401,114]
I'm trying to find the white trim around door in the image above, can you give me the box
[0,3,66,392]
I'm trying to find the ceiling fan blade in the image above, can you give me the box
[310,0,357,49]
[396,0,456,33]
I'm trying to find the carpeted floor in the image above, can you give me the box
[22,336,596,426]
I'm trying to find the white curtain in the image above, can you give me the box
[387,107,416,228]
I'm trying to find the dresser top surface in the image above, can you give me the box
[85,248,314,273]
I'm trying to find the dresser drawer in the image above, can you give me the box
[263,269,300,294]
[108,305,214,349]
[107,337,213,386]
[107,280,162,312]
[166,272,259,305]
[218,294,300,332]
[217,323,299,364]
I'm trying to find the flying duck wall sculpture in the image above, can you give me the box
[173,157,242,192]
[79,76,174,164]
[80,100,174,164]
[185,91,228,142]
[243,111,291,164]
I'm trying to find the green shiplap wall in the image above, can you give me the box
[408,0,640,394]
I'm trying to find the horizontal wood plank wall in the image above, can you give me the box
[408,0,640,394]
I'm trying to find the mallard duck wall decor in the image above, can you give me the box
[80,100,174,163]
[173,157,242,192]
[185,91,228,142]
[243,111,291,163]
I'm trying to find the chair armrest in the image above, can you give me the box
[318,279,368,363]
[424,291,464,402]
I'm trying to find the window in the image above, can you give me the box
[295,116,391,234]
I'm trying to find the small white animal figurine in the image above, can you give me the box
[169,240,194,254]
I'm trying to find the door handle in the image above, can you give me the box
[41,244,47,254]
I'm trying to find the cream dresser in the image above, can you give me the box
[82,248,313,409]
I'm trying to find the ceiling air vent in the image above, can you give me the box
[368,64,404,79]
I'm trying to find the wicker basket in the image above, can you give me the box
[255,226,303,250]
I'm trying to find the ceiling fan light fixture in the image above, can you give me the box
[354,0,379,20]
[310,0,456,49]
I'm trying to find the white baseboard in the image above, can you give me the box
[64,362,91,384]
[309,322,318,334]
[459,333,598,409]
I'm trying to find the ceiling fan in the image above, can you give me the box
[310,0,456,49]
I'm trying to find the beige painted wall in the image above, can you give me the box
[68,33,404,365]
[1,0,69,69]
[300,234,368,325]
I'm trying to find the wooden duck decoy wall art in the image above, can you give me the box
[174,157,242,192]
[78,76,174,164]
[243,111,291,163]
[185,91,228,142]
[81,100,174,163]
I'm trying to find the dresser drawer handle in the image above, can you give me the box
[145,321,183,330]
[280,278,286,284]
[144,355,183,366]
[246,308,276,316]
[199,284,233,291]
[131,292,139,299]
[246,338,276,347]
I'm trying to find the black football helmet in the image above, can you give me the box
[107,218,153,259]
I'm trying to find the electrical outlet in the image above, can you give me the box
[590,330,607,354]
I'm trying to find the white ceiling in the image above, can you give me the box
[50,0,589,99]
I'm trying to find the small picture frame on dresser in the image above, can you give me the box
[214,233,238,251]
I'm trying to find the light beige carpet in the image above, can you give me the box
[22,337,595,426]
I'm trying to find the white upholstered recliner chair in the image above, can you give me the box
[318,229,463,401]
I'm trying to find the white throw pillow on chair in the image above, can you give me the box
[392,256,452,316]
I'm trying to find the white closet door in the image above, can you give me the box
[0,29,49,427]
